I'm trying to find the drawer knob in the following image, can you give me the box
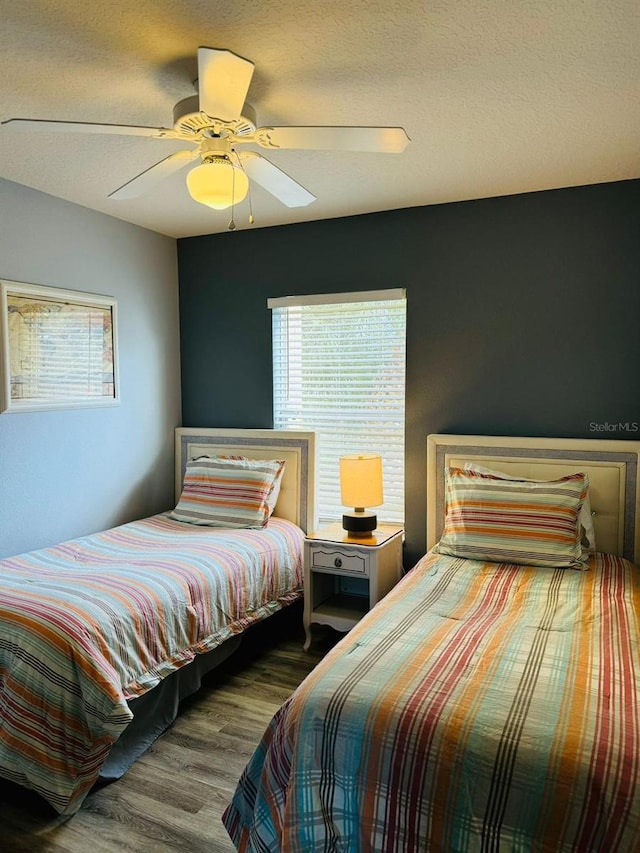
[334,557,343,568]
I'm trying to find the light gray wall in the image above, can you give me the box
[0,179,182,558]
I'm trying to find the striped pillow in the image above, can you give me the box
[462,461,596,552]
[435,467,589,568]
[217,455,285,517]
[170,456,286,528]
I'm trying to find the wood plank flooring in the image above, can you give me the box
[0,604,338,852]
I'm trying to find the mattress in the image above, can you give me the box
[224,550,640,852]
[0,514,304,815]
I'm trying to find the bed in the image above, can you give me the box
[223,434,640,852]
[0,427,315,816]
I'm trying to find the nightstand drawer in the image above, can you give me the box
[310,546,368,575]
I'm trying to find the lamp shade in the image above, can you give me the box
[339,454,384,509]
[186,159,249,210]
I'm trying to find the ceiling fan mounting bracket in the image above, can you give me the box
[253,127,279,149]
[172,96,256,139]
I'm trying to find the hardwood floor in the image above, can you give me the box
[0,604,339,852]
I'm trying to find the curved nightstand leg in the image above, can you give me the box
[303,618,312,652]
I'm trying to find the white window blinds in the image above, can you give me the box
[269,289,406,526]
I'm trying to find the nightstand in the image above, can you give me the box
[303,522,404,651]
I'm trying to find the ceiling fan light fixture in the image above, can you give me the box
[186,157,249,210]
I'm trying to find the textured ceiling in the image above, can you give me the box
[1,0,638,238]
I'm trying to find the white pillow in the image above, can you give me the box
[462,462,596,552]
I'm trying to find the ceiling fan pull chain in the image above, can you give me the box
[245,162,255,225]
[228,166,237,230]
[233,148,255,226]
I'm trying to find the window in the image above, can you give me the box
[269,289,406,526]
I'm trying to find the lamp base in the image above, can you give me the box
[342,510,377,536]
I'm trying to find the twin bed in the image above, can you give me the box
[2,430,639,851]
[223,434,640,852]
[0,427,315,815]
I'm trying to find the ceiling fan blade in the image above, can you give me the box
[1,117,180,139]
[108,150,199,200]
[238,152,315,208]
[255,126,410,153]
[197,47,255,122]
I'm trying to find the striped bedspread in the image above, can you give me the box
[0,515,303,815]
[224,551,640,852]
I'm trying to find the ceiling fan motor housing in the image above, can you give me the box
[172,95,257,138]
[200,137,233,160]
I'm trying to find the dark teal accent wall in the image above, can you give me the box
[178,179,640,565]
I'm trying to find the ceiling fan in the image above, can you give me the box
[2,47,410,215]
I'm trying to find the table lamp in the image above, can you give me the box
[339,453,384,535]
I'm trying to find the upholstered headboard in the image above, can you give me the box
[427,434,640,563]
[175,428,316,533]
